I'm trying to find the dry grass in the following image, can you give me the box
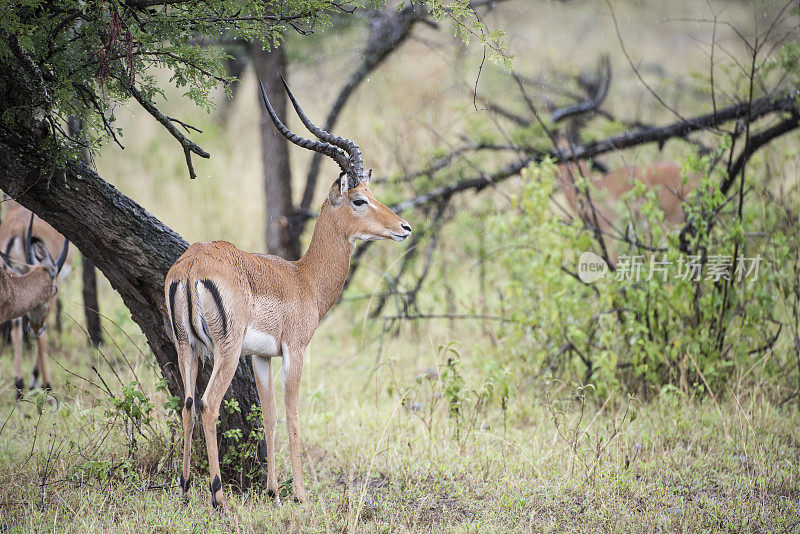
[0,349,798,533]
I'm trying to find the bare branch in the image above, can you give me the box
[392,157,531,213]
[395,90,800,214]
[725,111,800,194]
[301,2,427,210]
[606,0,688,123]
[127,85,210,179]
[550,55,611,123]
[570,91,799,160]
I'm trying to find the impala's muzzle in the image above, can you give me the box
[391,223,412,241]
[26,304,49,337]
[26,321,47,337]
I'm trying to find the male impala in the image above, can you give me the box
[0,214,68,324]
[548,59,697,261]
[0,202,73,394]
[165,79,411,508]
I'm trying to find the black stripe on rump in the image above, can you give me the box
[185,276,202,341]
[200,279,228,338]
[168,280,181,341]
[4,237,15,257]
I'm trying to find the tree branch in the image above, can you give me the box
[394,90,800,214]
[127,85,210,179]
[570,91,799,160]
[300,2,428,210]
[724,111,800,194]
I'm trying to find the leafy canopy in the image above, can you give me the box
[1,0,509,176]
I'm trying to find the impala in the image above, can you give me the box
[0,214,68,324]
[548,59,698,261]
[556,152,697,240]
[0,202,73,394]
[165,79,412,508]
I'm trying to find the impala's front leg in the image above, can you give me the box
[11,318,24,397]
[283,347,306,503]
[34,333,52,390]
[252,355,280,502]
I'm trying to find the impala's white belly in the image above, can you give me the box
[242,327,280,357]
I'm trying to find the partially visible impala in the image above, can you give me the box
[166,79,412,508]
[0,214,68,324]
[556,151,697,243]
[550,58,698,260]
[0,203,73,394]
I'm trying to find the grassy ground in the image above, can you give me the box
[0,363,798,532]
[2,0,799,531]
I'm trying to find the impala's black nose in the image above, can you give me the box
[401,224,412,233]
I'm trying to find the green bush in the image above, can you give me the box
[489,154,798,397]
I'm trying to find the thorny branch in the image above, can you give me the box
[389,90,798,216]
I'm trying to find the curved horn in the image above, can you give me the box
[259,80,351,177]
[551,54,611,123]
[24,212,35,265]
[54,238,69,275]
[279,76,365,188]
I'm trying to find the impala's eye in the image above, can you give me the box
[352,199,368,207]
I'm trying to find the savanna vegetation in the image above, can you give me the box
[0,0,799,532]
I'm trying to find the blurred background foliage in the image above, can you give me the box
[34,0,797,403]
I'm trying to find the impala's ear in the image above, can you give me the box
[29,240,51,264]
[328,174,346,207]
[0,252,30,276]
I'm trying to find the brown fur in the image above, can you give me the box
[165,179,411,508]
[0,267,56,324]
[557,159,698,261]
[0,200,74,391]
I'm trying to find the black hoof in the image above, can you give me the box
[209,474,222,508]
[43,383,52,392]
[14,378,24,399]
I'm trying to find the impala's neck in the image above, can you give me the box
[295,201,354,320]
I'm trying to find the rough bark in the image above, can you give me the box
[250,43,300,260]
[0,135,265,479]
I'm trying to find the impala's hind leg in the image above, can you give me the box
[200,339,242,509]
[34,332,51,390]
[178,342,198,502]
[168,279,198,502]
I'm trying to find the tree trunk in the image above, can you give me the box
[68,116,104,347]
[81,256,103,347]
[0,137,266,482]
[249,43,301,260]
